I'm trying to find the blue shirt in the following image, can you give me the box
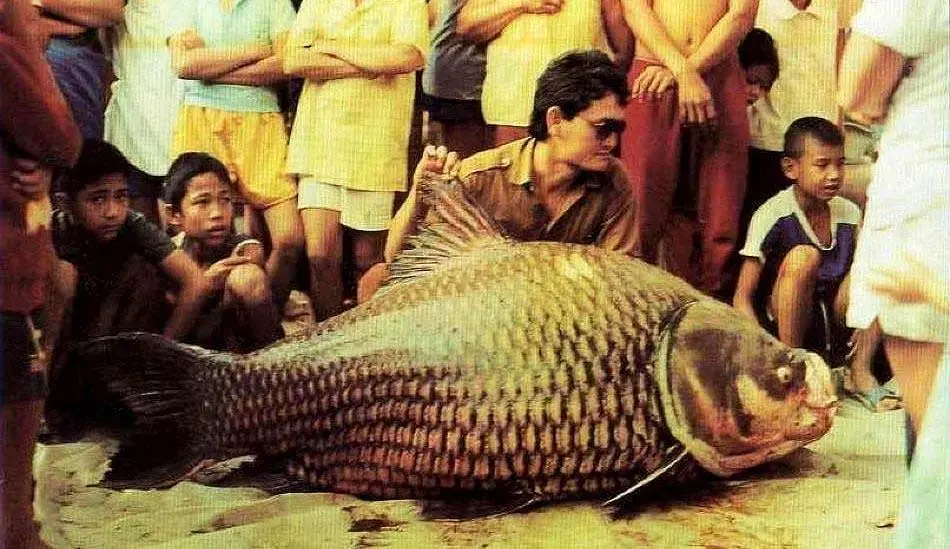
[422,0,486,101]
[167,0,296,113]
[740,187,861,300]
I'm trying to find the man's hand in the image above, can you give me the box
[204,256,250,294]
[523,0,563,15]
[177,29,206,51]
[676,69,717,127]
[412,144,461,187]
[10,157,52,200]
[632,65,676,99]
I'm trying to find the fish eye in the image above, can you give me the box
[776,365,792,385]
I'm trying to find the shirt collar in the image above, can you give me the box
[508,137,608,191]
[768,0,829,21]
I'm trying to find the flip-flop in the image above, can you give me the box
[849,385,903,413]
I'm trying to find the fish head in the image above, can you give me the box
[655,300,838,477]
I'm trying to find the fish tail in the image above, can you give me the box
[70,332,232,488]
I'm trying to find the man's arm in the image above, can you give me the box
[457,0,561,44]
[733,258,763,323]
[158,249,205,340]
[0,1,81,167]
[602,0,634,73]
[168,30,272,81]
[35,0,124,28]
[837,32,905,126]
[213,34,290,86]
[310,40,424,76]
[283,47,369,80]
[618,0,716,125]
[684,0,757,75]
[385,145,461,263]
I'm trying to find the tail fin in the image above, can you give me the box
[69,332,233,488]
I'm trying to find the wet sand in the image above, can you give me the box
[33,396,906,549]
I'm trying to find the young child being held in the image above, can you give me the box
[164,152,282,352]
[733,117,899,413]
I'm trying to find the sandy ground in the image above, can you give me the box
[32,393,907,549]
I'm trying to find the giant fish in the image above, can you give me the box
[72,177,837,506]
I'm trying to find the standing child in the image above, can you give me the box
[166,0,304,308]
[1,2,82,545]
[733,117,898,412]
[164,152,282,352]
[283,0,428,321]
[738,27,782,240]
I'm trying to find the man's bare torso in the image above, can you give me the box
[637,0,730,61]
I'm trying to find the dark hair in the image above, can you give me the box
[60,139,131,197]
[163,152,232,212]
[738,28,779,80]
[783,117,844,159]
[528,50,631,140]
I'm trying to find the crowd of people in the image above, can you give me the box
[1,0,946,547]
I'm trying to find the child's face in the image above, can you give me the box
[173,172,234,248]
[745,64,775,105]
[70,173,130,242]
[783,136,845,202]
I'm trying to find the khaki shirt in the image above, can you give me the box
[427,138,637,256]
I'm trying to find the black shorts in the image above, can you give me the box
[422,93,485,125]
[1,312,47,406]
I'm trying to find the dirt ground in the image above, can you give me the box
[33,392,907,549]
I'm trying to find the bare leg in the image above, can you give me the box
[224,264,282,350]
[1,400,49,549]
[770,245,821,348]
[834,276,899,411]
[261,199,304,309]
[885,337,944,439]
[301,208,344,322]
[351,229,387,285]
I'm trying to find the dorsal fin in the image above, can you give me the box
[378,174,509,295]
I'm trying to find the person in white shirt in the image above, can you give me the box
[746,0,843,218]
[839,0,949,544]
[104,0,182,223]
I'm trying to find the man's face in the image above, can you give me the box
[745,64,775,105]
[556,93,627,172]
[70,173,130,242]
[782,136,845,202]
[172,172,234,248]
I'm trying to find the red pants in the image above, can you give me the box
[620,57,748,295]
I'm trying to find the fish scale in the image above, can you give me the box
[182,245,699,500]
[76,179,837,503]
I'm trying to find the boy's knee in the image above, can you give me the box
[55,261,78,301]
[778,245,822,279]
[225,264,271,304]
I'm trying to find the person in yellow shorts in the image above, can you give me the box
[167,0,304,307]
[284,0,428,321]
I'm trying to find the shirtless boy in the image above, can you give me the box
[619,0,757,297]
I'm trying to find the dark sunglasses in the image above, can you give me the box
[577,116,627,140]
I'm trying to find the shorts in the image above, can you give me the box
[172,105,297,209]
[1,312,47,406]
[297,178,394,232]
[848,202,949,343]
[422,94,485,125]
